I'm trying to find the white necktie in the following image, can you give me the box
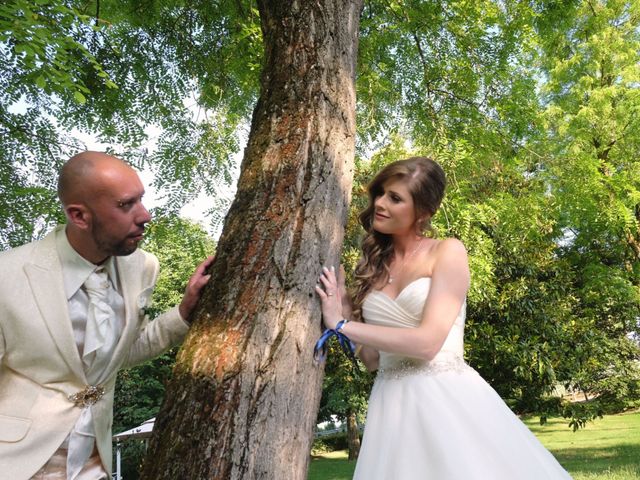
[68,267,120,480]
[82,268,116,370]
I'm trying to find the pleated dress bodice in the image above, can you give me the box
[362,277,467,376]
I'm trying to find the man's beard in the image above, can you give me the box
[91,218,140,257]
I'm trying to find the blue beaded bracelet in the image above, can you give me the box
[313,319,356,363]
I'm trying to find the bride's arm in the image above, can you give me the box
[316,239,469,361]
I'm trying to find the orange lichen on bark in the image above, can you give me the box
[186,325,246,381]
[212,328,245,380]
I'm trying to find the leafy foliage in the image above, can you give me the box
[0,0,260,243]
[3,0,640,437]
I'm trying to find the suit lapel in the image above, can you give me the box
[24,227,87,383]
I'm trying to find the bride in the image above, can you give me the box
[316,156,572,479]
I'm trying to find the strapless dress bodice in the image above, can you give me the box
[362,277,467,376]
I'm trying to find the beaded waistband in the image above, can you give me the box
[377,355,473,380]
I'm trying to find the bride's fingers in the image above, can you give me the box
[320,267,335,281]
[318,275,335,294]
[315,284,340,314]
[323,266,339,285]
[320,266,338,282]
[322,266,333,279]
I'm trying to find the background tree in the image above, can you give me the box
[535,0,640,421]
[316,346,372,461]
[0,0,260,246]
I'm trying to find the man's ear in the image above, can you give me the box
[64,203,91,230]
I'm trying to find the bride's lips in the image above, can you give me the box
[375,212,389,220]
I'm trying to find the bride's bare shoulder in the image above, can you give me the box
[431,237,467,257]
[431,238,470,288]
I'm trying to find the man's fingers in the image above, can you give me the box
[195,274,211,289]
[194,255,216,275]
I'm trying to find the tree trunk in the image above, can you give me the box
[346,410,361,461]
[140,1,362,479]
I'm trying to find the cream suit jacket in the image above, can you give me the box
[0,226,189,479]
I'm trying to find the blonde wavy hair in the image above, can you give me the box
[351,156,446,322]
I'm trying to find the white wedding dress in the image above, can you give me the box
[353,277,572,479]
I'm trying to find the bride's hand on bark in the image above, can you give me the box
[315,266,342,330]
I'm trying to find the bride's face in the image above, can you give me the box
[372,178,416,235]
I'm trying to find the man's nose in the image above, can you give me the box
[136,203,152,225]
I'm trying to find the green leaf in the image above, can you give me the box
[73,90,86,104]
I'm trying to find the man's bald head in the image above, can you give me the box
[57,151,151,263]
[57,151,132,206]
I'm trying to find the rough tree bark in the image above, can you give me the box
[140,1,363,479]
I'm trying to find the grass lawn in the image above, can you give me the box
[525,410,640,480]
[308,451,356,480]
[308,410,640,480]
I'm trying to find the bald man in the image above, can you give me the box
[0,152,213,479]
